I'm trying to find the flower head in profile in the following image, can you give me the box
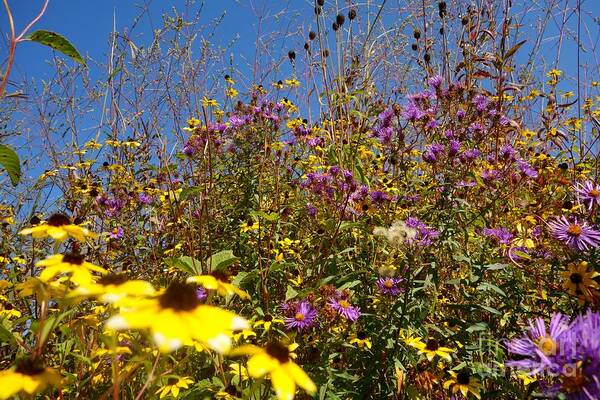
[36,253,107,285]
[232,341,316,400]
[548,216,600,251]
[0,358,61,399]
[575,180,600,210]
[68,274,155,305]
[443,370,483,399]
[155,376,194,399]
[19,213,95,242]
[187,271,249,299]
[106,281,249,353]
[283,300,317,332]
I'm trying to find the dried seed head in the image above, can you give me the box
[348,8,357,20]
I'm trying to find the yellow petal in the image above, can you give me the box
[270,366,296,400]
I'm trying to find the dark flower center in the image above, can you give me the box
[263,314,273,322]
[570,273,583,284]
[265,341,290,363]
[4,303,13,310]
[425,339,439,351]
[158,282,200,311]
[167,377,179,385]
[456,371,471,385]
[211,270,230,282]
[47,213,70,226]
[63,253,85,265]
[357,331,367,340]
[15,358,45,376]
[98,274,129,286]
[590,189,600,198]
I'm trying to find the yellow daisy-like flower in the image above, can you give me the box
[561,261,599,302]
[443,370,483,399]
[349,332,372,349]
[0,359,61,399]
[0,303,21,319]
[19,213,95,242]
[36,253,107,286]
[225,87,238,98]
[229,362,250,381]
[106,282,249,353]
[68,274,156,305]
[284,78,301,88]
[232,342,316,400]
[202,97,219,107]
[409,338,454,361]
[187,272,250,299]
[155,376,194,399]
[254,315,284,332]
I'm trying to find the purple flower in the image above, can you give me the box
[575,181,600,210]
[138,193,153,204]
[456,109,466,119]
[483,227,514,245]
[306,203,317,217]
[376,277,403,296]
[548,216,600,251]
[473,94,488,112]
[283,301,318,331]
[428,74,443,88]
[517,160,538,179]
[505,313,571,374]
[109,227,124,239]
[327,297,361,322]
[196,286,208,301]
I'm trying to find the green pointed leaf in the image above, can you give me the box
[29,30,85,65]
[206,250,239,272]
[0,144,21,186]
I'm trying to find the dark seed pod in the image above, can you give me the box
[30,215,41,225]
[348,8,356,20]
[309,31,316,40]
[563,201,573,209]
[558,162,568,170]
[322,49,330,57]
[317,0,324,5]
[439,27,444,35]
[288,50,296,61]
[461,16,469,25]
[314,6,321,15]
[413,30,421,39]
[224,74,230,80]
[304,42,310,51]
[424,53,431,62]
[336,14,345,26]
[411,43,418,51]
[332,22,339,31]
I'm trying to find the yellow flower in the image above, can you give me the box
[225,87,238,98]
[187,272,250,299]
[232,342,316,400]
[36,253,107,285]
[0,303,21,319]
[229,362,250,381]
[254,315,284,332]
[202,97,219,107]
[443,370,483,399]
[0,359,61,399]
[409,338,454,361]
[155,376,194,398]
[68,274,155,305]
[284,79,301,88]
[561,261,599,302]
[19,213,95,242]
[349,332,372,349]
[106,282,249,353]
[547,69,562,79]
[240,220,259,233]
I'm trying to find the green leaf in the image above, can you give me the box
[164,256,199,275]
[28,30,85,65]
[466,322,489,333]
[206,250,239,272]
[503,40,527,62]
[0,145,20,186]
[285,285,298,301]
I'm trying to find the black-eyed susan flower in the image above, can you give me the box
[349,331,372,349]
[443,370,483,399]
[36,253,107,286]
[254,314,284,332]
[561,261,599,302]
[155,376,194,398]
[0,358,61,399]
[187,272,250,299]
[233,341,316,400]
[408,338,454,361]
[19,213,95,242]
[106,282,249,353]
[0,303,21,319]
[68,274,155,305]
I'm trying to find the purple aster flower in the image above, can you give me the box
[574,181,600,210]
[196,286,208,301]
[548,216,600,251]
[283,301,317,331]
[456,109,466,119]
[327,297,361,322]
[306,203,317,217]
[448,140,461,156]
[428,74,443,88]
[505,313,571,374]
[473,94,488,112]
[376,277,403,296]
[517,160,538,179]
[109,227,124,239]
[370,190,388,204]
[482,227,514,245]
[138,193,153,204]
